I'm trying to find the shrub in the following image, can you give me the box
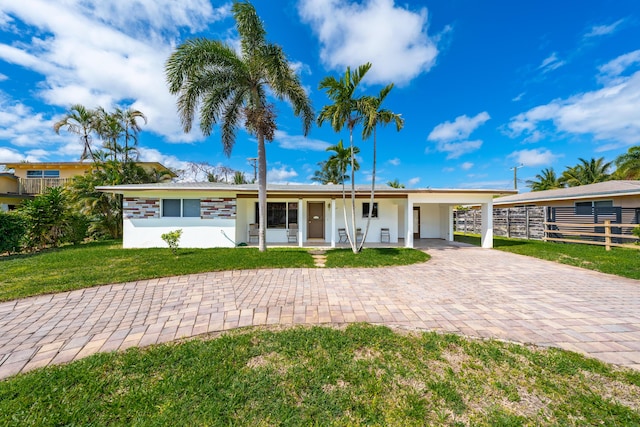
[633,225,640,243]
[161,229,183,255]
[0,211,26,254]
[64,213,89,245]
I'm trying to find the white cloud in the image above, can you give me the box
[436,140,482,159]
[508,52,640,151]
[298,0,441,85]
[274,130,330,151]
[457,179,511,189]
[428,112,490,142]
[442,167,455,173]
[0,95,68,150]
[460,162,473,170]
[507,148,560,167]
[584,19,625,38]
[387,157,400,166]
[137,147,192,178]
[0,146,42,163]
[539,52,566,73]
[512,92,525,102]
[268,164,298,184]
[0,0,232,146]
[0,73,7,81]
[408,177,420,186]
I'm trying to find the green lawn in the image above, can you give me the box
[0,241,430,302]
[455,233,640,280]
[1,324,638,426]
[0,241,314,302]
[325,247,430,267]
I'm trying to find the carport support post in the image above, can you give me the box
[406,200,414,248]
[447,205,454,241]
[481,202,493,248]
[330,198,336,248]
[298,199,303,247]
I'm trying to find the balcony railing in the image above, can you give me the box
[18,178,72,195]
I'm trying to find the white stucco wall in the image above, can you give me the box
[331,198,399,242]
[123,218,236,248]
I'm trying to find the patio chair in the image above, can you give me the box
[380,228,390,243]
[287,223,298,243]
[356,228,364,243]
[338,228,348,243]
[248,223,259,243]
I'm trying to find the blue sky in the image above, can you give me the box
[0,0,639,190]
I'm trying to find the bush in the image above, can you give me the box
[64,213,89,245]
[633,225,640,243]
[161,229,182,255]
[0,211,26,254]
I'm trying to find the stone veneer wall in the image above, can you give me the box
[124,197,160,219]
[201,198,236,219]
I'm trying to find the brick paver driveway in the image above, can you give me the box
[1,241,639,379]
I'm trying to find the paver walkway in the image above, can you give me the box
[1,241,639,380]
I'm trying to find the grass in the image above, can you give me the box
[0,240,314,302]
[325,247,430,268]
[1,324,638,426]
[0,241,430,302]
[455,233,640,280]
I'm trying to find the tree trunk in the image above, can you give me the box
[349,124,358,253]
[359,127,376,252]
[257,131,267,252]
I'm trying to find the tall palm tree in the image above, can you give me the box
[526,167,563,191]
[53,104,97,161]
[317,63,371,252]
[560,157,612,187]
[94,107,124,161]
[613,146,640,180]
[114,107,147,162]
[166,2,313,252]
[359,85,403,251]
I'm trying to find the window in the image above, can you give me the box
[575,200,613,215]
[162,199,201,217]
[255,202,298,228]
[362,202,378,218]
[26,170,60,178]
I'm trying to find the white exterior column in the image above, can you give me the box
[481,202,493,248]
[298,198,303,247]
[330,198,336,248]
[406,199,414,248]
[447,205,454,241]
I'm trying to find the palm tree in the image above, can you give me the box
[317,63,371,252]
[94,107,124,161]
[613,146,640,180]
[166,2,313,251]
[114,107,147,162]
[560,157,612,187]
[233,170,249,184]
[387,179,405,188]
[359,85,403,250]
[526,168,563,191]
[311,160,346,185]
[53,104,97,161]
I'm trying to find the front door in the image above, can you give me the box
[308,202,324,239]
[413,206,420,239]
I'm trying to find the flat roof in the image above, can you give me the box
[2,161,176,177]
[494,180,640,205]
[97,182,516,197]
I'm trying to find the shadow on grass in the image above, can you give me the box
[0,240,119,262]
[454,234,532,248]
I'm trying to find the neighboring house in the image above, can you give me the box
[0,161,175,211]
[96,182,515,249]
[494,180,640,227]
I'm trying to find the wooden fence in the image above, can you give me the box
[454,206,545,240]
[455,206,640,249]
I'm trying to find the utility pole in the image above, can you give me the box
[510,164,524,190]
[247,157,257,183]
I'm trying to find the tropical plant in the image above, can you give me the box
[233,170,249,184]
[0,211,26,253]
[94,107,124,161]
[358,85,403,251]
[317,63,371,252]
[526,167,563,191]
[613,146,640,180]
[311,161,346,185]
[161,229,183,255]
[560,157,612,187]
[53,104,97,161]
[387,179,405,188]
[114,107,147,162]
[19,187,72,249]
[165,1,313,252]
